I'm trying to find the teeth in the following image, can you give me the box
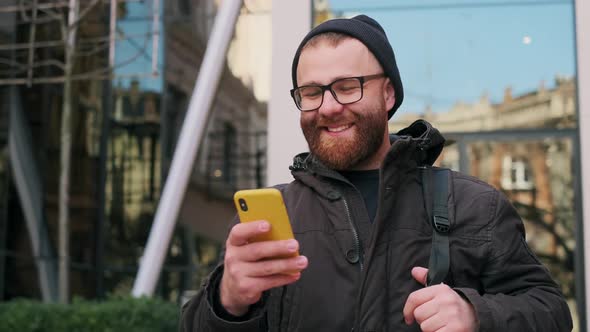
[327,125,351,133]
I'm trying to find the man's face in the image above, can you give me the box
[296,38,394,170]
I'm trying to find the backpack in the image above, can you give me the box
[421,166,451,286]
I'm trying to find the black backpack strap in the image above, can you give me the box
[421,167,451,286]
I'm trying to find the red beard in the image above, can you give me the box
[301,104,388,170]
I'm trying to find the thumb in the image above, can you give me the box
[411,266,429,286]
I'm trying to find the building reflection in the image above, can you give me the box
[392,77,576,132]
[0,0,269,303]
[390,77,578,300]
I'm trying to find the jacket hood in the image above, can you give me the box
[290,119,445,173]
[394,119,445,166]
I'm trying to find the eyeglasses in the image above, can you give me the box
[290,73,385,112]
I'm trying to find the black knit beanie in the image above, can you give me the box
[291,15,403,119]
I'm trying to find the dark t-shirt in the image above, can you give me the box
[340,169,380,223]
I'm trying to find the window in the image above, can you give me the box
[502,156,534,191]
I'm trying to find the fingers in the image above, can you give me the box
[225,220,308,275]
[413,297,439,323]
[226,253,308,279]
[220,255,307,316]
[403,287,437,324]
[248,255,308,277]
[227,221,300,262]
[220,221,308,315]
[403,266,431,324]
[237,239,299,262]
[413,299,445,331]
[419,315,446,332]
[403,282,478,332]
[227,220,270,246]
[411,266,429,286]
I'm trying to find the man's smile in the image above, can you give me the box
[323,123,354,135]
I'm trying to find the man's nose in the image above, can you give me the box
[318,89,344,117]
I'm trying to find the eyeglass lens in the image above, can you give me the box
[295,77,362,111]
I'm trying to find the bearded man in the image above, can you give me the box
[181,15,572,332]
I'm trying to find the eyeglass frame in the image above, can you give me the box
[290,73,386,112]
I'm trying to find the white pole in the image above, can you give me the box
[151,0,160,75]
[108,0,116,68]
[132,0,243,297]
[267,0,310,185]
[58,0,79,304]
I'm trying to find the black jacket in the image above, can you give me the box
[181,120,572,331]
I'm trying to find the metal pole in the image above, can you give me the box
[94,0,118,299]
[94,79,112,299]
[131,0,243,297]
[109,0,116,68]
[57,0,79,304]
[151,0,160,76]
[0,91,7,300]
[26,0,37,87]
[574,0,590,329]
[573,136,586,332]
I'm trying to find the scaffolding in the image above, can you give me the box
[0,0,161,303]
[0,0,160,86]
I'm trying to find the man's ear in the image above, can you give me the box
[383,78,395,112]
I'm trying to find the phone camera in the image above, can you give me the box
[238,198,248,212]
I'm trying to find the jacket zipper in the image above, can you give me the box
[342,198,363,271]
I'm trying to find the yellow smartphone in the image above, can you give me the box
[233,188,298,256]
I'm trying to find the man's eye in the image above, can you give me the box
[339,85,357,91]
[301,88,322,98]
[335,84,360,93]
[334,79,360,92]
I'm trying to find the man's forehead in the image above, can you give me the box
[297,38,381,84]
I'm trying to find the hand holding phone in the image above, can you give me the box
[220,188,307,316]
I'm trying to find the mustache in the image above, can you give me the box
[314,115,359,127]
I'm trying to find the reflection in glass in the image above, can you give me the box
[438,138,578,327]
[315,0,577,132]
[315,1,579,330]
[392,77,576,133]
[0,0,271,304]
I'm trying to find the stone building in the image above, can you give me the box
[390,77,577,297]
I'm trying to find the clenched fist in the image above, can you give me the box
[403,267,479,332]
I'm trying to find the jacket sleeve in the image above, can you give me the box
[179,264,268,332]
[454,192,573,332]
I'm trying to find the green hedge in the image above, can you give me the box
[0,296,179,332]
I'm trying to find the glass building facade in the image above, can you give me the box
[311,0,582,329]
[0,0,270,303]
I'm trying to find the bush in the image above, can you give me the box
[0,296,179,332]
